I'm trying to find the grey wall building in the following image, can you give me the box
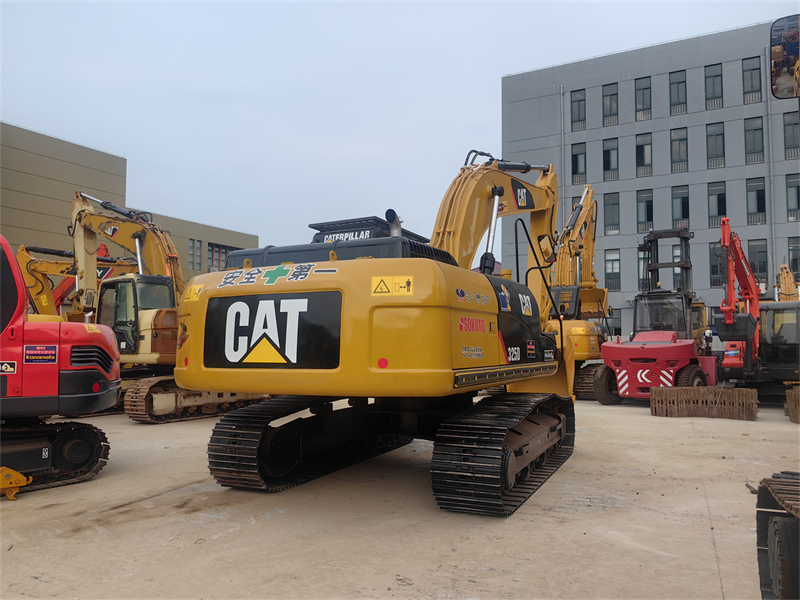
[501,22,799,336]
[0,122,258,283]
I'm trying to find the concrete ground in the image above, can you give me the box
[1,400,798,600]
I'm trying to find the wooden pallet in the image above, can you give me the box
[787,388,799,424]
[650,387,758,420]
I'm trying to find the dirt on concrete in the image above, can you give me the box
[1,401,798,599]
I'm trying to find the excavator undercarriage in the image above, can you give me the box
[209,392,573,516]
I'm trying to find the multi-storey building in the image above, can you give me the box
[501,22,799,335]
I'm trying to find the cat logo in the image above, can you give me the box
[224,299,307,364]
[511,180,534,210]
[103,226,119,238]
[204,292,342,370]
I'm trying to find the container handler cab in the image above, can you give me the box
[175,151,579,516]
[50,192,268,423]
[715,218,799,395]
[548,185,613,401]
[0,234,120,499]
[596,228,716,404]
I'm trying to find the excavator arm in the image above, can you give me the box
[16,245,138,316]
[549,185,609,321]
[430,151,559,323]
[776,264,799,302]
[70,192,186,310]
[719,217,760,367]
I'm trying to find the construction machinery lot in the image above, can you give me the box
[2,401,797,600]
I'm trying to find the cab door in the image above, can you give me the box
[97,280,139,355]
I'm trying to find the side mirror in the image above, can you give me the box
[608,306,614,318]
[629,331,635,342]
[537,235,556,264]
[770,14,800,99]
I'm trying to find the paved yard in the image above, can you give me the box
[2,400,798,599]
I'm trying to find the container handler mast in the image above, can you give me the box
[0,234,120,499]
[548,185,613,401]
[175,151,579,516]
[715,218,799,393]
[596,228,716,404]
[53,193,267,423]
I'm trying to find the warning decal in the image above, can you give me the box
[371,276,414,296]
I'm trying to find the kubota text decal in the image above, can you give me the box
[203,292,342,369]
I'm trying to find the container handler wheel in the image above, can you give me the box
[768,516,799,599]
[594,365,622,405]
[676,364,707,388]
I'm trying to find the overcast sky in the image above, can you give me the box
[2,2,796,249]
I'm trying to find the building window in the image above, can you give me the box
[673,245,683,290]
[787,174,799,222]
[635,77,651,121]
[746,178,766,225]
[572,143,586,184]
[705,63,723,110]
[603,138,618,181]
[189,239,203,271]
[194,239,202,271]
[785,112,799,160]
[636,133,652,177]
[637,189,653,233]
[604,192,620,236]
[670,128,688,173]
[669,70,687,115]
[638,250,648,291]
[602,83,618,126]
[748,239,768,291]
[742,57,762,104]
[708,181,727,228]
[744,117,764,164]
[207,243,239,272]
[605,249,620,291]
[790,237,800,279]
[571,89,586,131]
[709,243,724,288]
[672,186,690,229]
[706,123,725,169]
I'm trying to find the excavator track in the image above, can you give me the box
[431,393,574,516]
[1,420,109,494]
[123,376,266,424]
[208,396,412,492]
[574,363,602,400]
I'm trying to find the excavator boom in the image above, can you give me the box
[71,192,186,310]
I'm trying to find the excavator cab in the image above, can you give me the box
[96,273,175,355]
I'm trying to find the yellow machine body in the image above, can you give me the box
[175,256,567,398]
[176,158,574,401]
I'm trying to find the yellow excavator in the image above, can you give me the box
[175,150,580,516]
[547,185,613,400]
[18,192,267,423]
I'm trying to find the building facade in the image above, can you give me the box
[501,22,799,336]
[0,122,258,282]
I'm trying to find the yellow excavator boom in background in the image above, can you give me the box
[776,264,799,302]
[70,192,186,312]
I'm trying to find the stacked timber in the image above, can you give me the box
[650,387,758,421]
[787,388,799,424]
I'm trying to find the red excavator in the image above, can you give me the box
[716,218,799,395]
[0,234,121,499]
